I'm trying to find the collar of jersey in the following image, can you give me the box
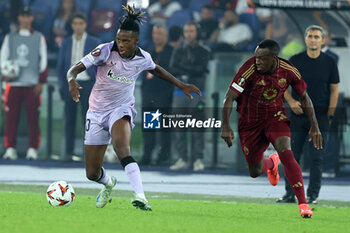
[112,41,144,59]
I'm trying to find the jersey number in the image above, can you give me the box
[86,119,91,131]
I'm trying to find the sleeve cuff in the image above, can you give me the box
[80,56,93,69]
[39,67,48,83]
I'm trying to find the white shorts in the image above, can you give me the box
[84,105,137,145]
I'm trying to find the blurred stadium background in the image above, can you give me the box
[0,0,349,177]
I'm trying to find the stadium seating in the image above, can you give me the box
[213,9,225,20]
[75,0,93,16]
[177,0,190,8]
[93,0,122,14]
[30,0,55,40]
[88,0,122,43]
[22,0,30,5]
[0,0,7,9]
[46,0,60,13]
[167,9,193,29]
[237,12,260,51]
[138,11,152,50]
[189,0,211,12]
[89,8,117,43]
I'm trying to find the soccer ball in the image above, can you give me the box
[1,60,20,79]
[46,181,75,206]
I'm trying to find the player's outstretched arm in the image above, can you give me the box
[221,88,238,147]
[66,62,86,102]
[149,64,202,99]
[299,91,323,150]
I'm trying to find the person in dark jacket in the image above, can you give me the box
[169,21,210,171]
[140,24,174,166]
[57,13,100,161]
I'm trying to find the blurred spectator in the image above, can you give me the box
[235,0,250,14]
[56,13,100,161]
[209,9,252,52]
[209,0,237,10]
[322,30,340,175]
[280,34,305,60]
[322,31,339,64]
[314,10,340,174]
[270,11,288,45]
[235,0,273,30]
[0,0,24,44]
[198,5,218,44]
[140,25,174,166]
[1,7,48,160]
[168,25,182,48]
[314,10,339,63]
[53,0,76,48]
[271,11,304,59]
[169,22,210,171]
[148,0,182,26]
[255,9,273,39]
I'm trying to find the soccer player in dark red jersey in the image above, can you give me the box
[221,39,322,218]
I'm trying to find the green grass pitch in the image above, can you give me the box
[0,184,349,233]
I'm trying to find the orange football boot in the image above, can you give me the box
[267,153,280,186]
[299,203,313,218]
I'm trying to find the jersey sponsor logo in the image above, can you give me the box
[258,99,276,104]
[256,79,266,86]
[263,88,278,100]
[107,69,134,83]
[278,78,287,88]
[91,48,101,57]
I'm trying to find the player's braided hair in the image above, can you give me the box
[119,4,147,34]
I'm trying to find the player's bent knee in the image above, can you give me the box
[86,171,100,181]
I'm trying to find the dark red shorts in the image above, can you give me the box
[238,114,291,164]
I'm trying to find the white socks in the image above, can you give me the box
[124,162,145,198]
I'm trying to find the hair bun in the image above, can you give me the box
[122,4,147,25]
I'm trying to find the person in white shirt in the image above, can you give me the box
[1,7,47,160]
[215,9,252,46]
[148,0,182,26]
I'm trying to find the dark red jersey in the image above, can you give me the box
[229,57,307,122]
